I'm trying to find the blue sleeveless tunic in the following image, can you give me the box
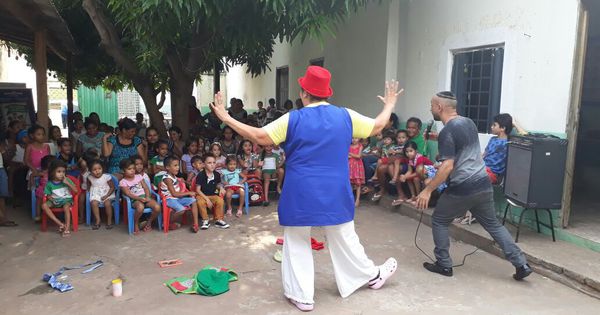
[278,105,354,226]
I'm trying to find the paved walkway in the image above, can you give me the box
[0,202,597,314]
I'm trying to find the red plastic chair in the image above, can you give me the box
[41,175,80,232]
[160,179,193,234]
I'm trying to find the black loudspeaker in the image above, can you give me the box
[503,134,568,209]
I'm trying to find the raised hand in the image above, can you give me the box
[377,80,404,108]
[209,91,232,122]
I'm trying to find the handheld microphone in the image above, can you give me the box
[425,120,434,140]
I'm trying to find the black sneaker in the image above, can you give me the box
[423,261,453,277]
[513,263,533,281]
[200,220,210,230]
[214,220,230,229]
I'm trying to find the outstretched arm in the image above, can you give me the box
[210,92,273,146]
[370,80,404,136]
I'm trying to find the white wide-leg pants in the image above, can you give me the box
[282,220,379,304]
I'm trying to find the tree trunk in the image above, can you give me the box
[169,77,195,140]
[136,84,167,137]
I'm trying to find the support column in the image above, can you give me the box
[213,60,220,94]
[34,29,49,133]
[66,53,74,134]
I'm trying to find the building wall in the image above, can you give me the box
[229,0,581,134]
[402,0,580,134]
[226,0,393,115]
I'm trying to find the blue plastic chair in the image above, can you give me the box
[31,177,40,219]
[123,178,162,235]
[231,182,250,215]
[86,174,121,226]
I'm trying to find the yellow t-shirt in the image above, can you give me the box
[262,103,375,145]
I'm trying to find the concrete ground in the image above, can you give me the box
[0,202,598,315]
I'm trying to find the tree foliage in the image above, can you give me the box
[9,0,371,136]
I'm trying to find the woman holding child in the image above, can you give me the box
[102,118,145,176]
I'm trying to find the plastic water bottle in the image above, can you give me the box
[112,278,122,297]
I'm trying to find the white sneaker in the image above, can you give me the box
[200,220,210,230]
[368,257,397,290]
[288,298,314,312]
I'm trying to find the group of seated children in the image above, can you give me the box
[4,109,286,237]
[351,113,522,213]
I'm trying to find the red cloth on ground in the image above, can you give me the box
[275,237,325,250]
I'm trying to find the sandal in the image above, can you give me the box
[391,199,405,206]
[190,224,199,233]
[138,220,147,230]
[226,209,233,217]
[368,257,398,290]
[236,209,243,218]
[92,224,101,230]
[61,230,71,238]
[105,224,114,230]
[371,194,382,202]
[169,222,181,231]
[142,223,152,232]
[389,179,397,185]
[58,224,66,233]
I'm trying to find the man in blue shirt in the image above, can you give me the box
[61,103,68,129]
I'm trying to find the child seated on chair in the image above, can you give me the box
[119,158,161,234]
[259,144,284,206]
[35,155,57,222]
[132,154,151,184]
[483,113,513,185]
[221,156,247,218]
[42,160,78,237]
[56,138,79,177]
[186,155,204,186]
[369,131,395,183]
[149,139,169,176]
[87,159,116,230]
[195,153,229,230]
[237,139,261,178]
[160,157,200,233]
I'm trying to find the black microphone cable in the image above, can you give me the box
[414,211,483,268]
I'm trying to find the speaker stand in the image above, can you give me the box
[502,198,556,243]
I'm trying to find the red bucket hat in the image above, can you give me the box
[297,66,333,98]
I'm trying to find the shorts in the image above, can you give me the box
[0,168,8,197]
[263,169,276,175]
[46,199,72,208]
[379,157,390,165]
[166,197,196,212]
[225,185,243,193]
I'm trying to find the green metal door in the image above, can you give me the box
[76,86,118,126]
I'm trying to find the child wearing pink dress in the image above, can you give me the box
[348,138,365,207]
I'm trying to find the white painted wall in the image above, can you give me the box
[0,47,38,107]
[402,0,580,134]
[231,0,581,134]
[226,1,392,116]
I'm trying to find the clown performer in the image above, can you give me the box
[210,66,403,312]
